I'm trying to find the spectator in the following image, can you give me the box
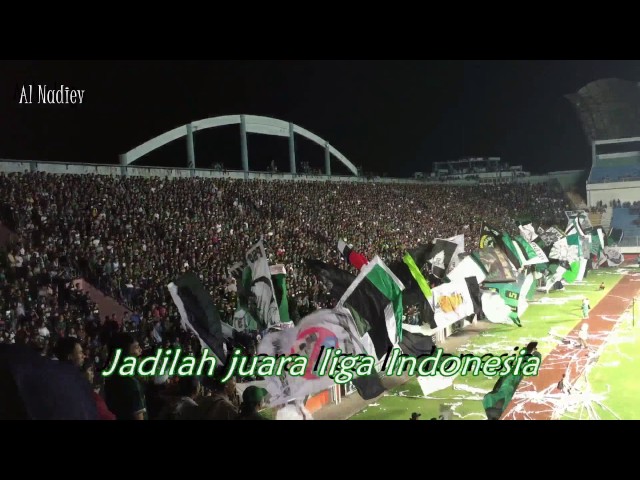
[194,368,238,420]
[103,333,147,420]
[168,376,201,420]
[54,337,85,368]
[82,362,115,420]
[236,386,269,420]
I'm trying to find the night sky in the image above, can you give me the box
[2,60,640,177]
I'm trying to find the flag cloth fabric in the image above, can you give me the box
[499,232,526,270]
[513,235,548,266]
[604,246,624,267]
[471,248,517,283]
[483,350,541,419]
[307,258,430,398]
[538,264,567,293]
[479,223,502,249]
[518,223,538,243]
[232,307,259,333]
[384,245,433,303]
[591,230,604,256]
[232,265,260,332]
[167,272,229,364]
[270,264,291,324]
[427,239,458,278]
[390,248,434,331]
[484,347,541,420]
[0,344,98,420]
[609,228,624,245]
[397,249,432,299]
[308,257,434,346]
[565,218,584,237]
[399,330,436,357]
[337,239,369,271]
[338,256,405,359]
[446,234,465,274]
[536,226,565,248]
[481,290,515,324]
[447,255,487,285]
[562,231,584,284]
[428,279,475,329]
[305,259,357,300]
[257,306,368,406]
[479,224,523,269]
[483,273,535,327]
[465,276,483,318]
[581,235,592,260]
[351,375,386,400]
[565,210,593,235]
[306,257,404,358]
[597,227,606,253]
[245,240,281,329]
[548,237,579,264]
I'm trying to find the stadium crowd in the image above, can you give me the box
[0,172,569,419]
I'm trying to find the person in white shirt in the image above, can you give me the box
[581,298,590,319]
[38,324,50,338]
[578,323,589,349]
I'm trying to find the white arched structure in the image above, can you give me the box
[119,114,357,176]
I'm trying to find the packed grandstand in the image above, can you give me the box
[0,171,576,418]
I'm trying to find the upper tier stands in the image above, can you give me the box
[588,165,640,183]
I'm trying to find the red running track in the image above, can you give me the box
[501,274,640,420]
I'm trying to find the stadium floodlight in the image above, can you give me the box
[566,78,640,143]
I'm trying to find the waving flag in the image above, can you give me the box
[257,307,367,406]
[428,279,475,329]
[427,239,458,278]
[513,235,548,266]
[549,238,579,264]
[471,248,518,283]
[245,240,281,329]
[168,272,231,364]
[604,246,624,267]
[537,226,565,248]
[483,273,535,327]
[338,256,405,358]
[446,234,465,273]
[518,223,538,243]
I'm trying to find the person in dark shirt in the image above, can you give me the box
[144,375,171,421]
[54,337,85,368]
[103,333,147,420]
[236,386,269,420]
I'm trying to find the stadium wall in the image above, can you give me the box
[587,180,640,206]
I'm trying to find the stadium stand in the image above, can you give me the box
[611,207,640,242]
[589,166,640,183]
[0,171,570,419]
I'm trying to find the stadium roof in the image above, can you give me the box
[565,78,640,143]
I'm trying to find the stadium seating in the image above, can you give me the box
[611,207,640,241]
[588,165,640,183]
